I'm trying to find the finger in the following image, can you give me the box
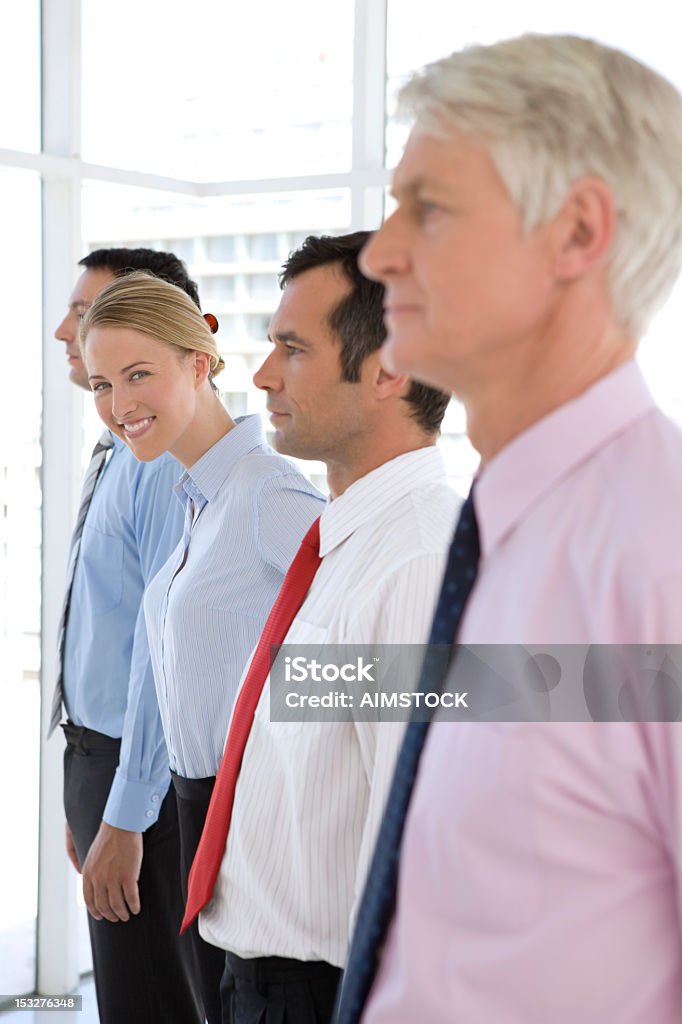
[66,844,82,874]
[122,876,141,916]
[82,876,102,921]
[91,877,121,923]
[106,882,131,923]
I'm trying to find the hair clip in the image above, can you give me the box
[204,313,219,334]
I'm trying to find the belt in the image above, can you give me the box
[61,721,121,755]
[170,771,216,801]
[225,952,341,984]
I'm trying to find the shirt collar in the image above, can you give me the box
[319,446,446,557]
[176,414,267,506]
[475,360,657,558]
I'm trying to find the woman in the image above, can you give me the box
[81,271,324,1024]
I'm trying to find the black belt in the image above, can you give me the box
[170,771,216,801]
[226,952,340,985]
[61,721,120,755]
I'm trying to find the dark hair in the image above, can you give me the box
[280,232,450,434]
[80,247,201,309]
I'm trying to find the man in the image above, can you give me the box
[53,248,203,1023]
[337,34,682,1024]
[186,231,457,1023]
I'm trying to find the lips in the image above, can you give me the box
[121,416,155,439]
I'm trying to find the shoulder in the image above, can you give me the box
[232,448,324,509]
[120,447,183,500]
[365,480,460,573]
[594,408,682,581]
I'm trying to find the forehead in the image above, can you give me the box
[392,127,501,197]
[84,326,170,368]
[269,263,350,341]
[69,267,116,306]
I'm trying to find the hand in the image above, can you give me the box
[65,823,82,873]
[81,822,143,923]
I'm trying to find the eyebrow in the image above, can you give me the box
[267,330,310,347]
[88,360,155,381]
[391,174,446,201]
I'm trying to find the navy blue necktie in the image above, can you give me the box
[335,490,480,1023]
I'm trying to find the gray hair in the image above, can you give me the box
[398,33,682,339]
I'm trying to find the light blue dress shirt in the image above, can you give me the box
[63,437,184,831]
[144,414,325,779]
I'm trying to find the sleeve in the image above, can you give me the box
[343,551,447,919]
[103,457,185,831]
[256,472,326,574]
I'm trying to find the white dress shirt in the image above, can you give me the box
[144,415,324,778]
[200,445,460,966]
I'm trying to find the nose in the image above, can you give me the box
[360,209,408,283]
[253,348,281,392]
[54,310,75,345]
[110,383,137,423]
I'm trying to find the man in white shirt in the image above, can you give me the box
[194,231,458,1023]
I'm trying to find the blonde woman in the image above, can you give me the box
[81,272,324,1024]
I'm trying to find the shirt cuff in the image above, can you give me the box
[102,770,171,832]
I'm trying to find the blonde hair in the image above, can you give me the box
[80,271,225,378]
[398,33,682,340]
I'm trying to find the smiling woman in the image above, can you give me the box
[81,272,227,468]
[77,269,324,1022]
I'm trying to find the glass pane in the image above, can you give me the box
[81,0,353,181]
[0,169,42,998]
[81,180,351,488]
[385,0,682,460]
[386,1,682,167]
[0,0,40,151]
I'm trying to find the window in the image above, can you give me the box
[0,2,40,152]
[0,168,42,998]
[81,0,354,181]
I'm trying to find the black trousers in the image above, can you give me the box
[172,771,228,1024]
[62,723,203,1024]
[221,952,342,1024]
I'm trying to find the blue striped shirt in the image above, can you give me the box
[144,414,325,778]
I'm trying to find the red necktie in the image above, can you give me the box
[181,516,322,932]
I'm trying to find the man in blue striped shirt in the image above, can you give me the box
[53,249,203,1023]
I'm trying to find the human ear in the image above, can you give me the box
[364,350,411,399]
[551,177,616,280]
[193,350,212,386]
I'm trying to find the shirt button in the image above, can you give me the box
[151,794,160,803]
[145,810,154,819]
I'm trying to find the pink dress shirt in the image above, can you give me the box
[364,361,682,1023]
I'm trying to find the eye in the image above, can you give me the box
[415,198,442,220]
[91,381,110,394]
[130,370,150,381]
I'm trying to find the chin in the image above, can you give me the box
[71,370,91,391]
[381,329,426,376]
[384,332,456,394]
[272,438,299,459]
